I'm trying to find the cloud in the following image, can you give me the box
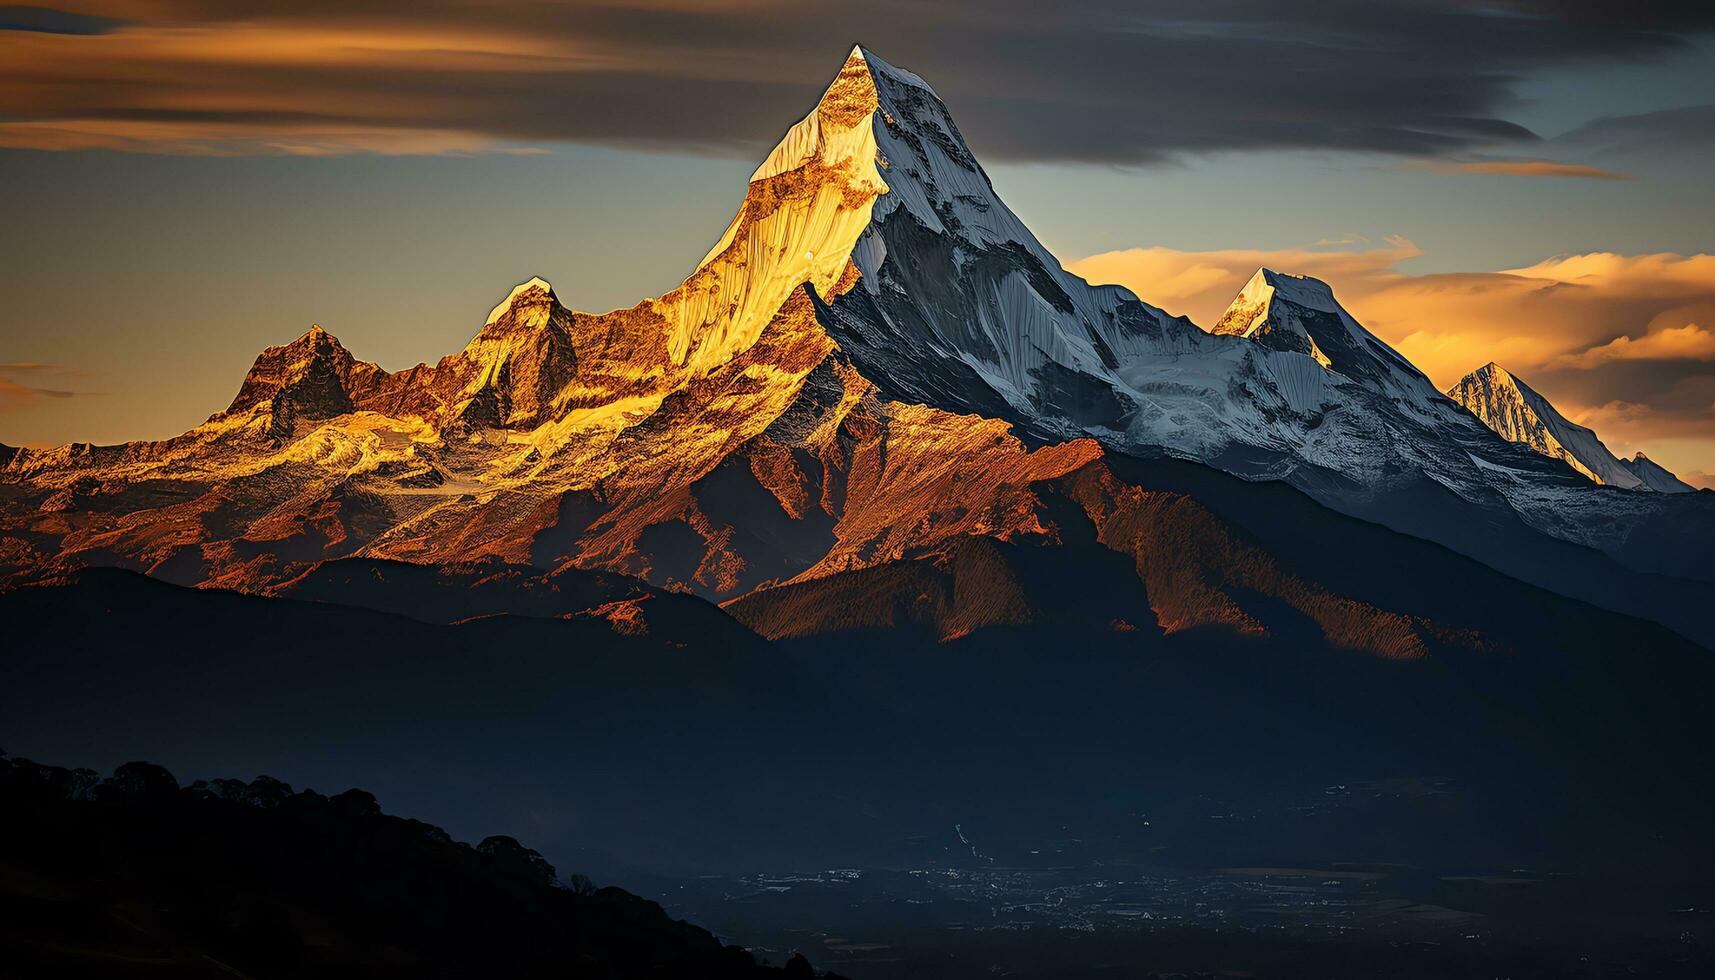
[0,119,553,157]
[1554,323,1715,367]
[1068,237,1421,325]
[1558,103,1715,156]
[1407,159,1635,180]
[0,362,94,410]
[0,380,89,409]
[1575,399,1655,429]
[1067,244,1715,478]
[0,377,42,410]
[0,4,124,34]
[0,2,1710,161]
[1679,470,1715,490]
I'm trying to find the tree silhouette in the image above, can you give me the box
[0,755,849,980]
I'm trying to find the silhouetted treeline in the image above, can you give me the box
[0,752,832,979]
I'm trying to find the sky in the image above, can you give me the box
[2,1,1713,482]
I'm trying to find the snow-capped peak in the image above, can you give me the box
[744,47,895,186]
[1250,268,1342,315]
[851,44,939,96]
[1207,267,1445,396]
[1211,270,1334,368]
[1447,363,1645,489]
[1621,451,1696,494]
[486,277,556,325]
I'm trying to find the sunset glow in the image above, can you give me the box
[5,13,1715,977]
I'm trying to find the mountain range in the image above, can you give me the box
[5,47,1715,976]
[1,46,1710,647]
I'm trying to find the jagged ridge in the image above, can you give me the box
[1446,362,1646,489]
[2,45,1711,647]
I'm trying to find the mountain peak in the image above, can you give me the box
[1212,269,1342,368]
[1218,269,1344,335]
[1459,362,1554,408]
[1454,367,1694,490]
[1448,363,1645,489]
[1251,268,1342,314]
[745,48,885,187]
[442,277,579,429]
[846,45,936,93]
[278,323,343,351]
[223,321,374,431]
[1621,450,1696,493]
[485,277,557,325]
[1210,267,1451,398]
[1470,361,1521,387]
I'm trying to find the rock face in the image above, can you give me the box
[1446,362,1644,489]
[223,325,379,440]
[2,46,1713,643]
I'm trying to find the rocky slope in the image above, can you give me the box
[2,47,1711,642]
[1446,361,1651,489]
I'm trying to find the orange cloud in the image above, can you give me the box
[1408,160,1635,180]
[0,119,553,157]
[0,379,33,409]
[1503,252,1715,292]
[1067,245,1715,479]
[0,20,612,155]
[1066,237,1421,325]
[1070,246,1715,382]
[0,378,59,412]
[1554,323,1715,368]
[1679,470,1715,490]
[0,364,92,413]
[1574,399,1655,429]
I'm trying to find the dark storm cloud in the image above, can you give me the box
[0,5,124,34]
[1559,104,1715,155]
[1,1,1712,161]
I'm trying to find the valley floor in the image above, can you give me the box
[653,851,1715,979]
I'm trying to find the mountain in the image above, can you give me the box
[1622,450,1697,493]
[1209,268,1462,408]
[2,46,1713,639]
[1446,361,1647,489]
[780,51,1708,565]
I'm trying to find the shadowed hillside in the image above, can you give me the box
[5,564,1713,881]
[0,753,838,979]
